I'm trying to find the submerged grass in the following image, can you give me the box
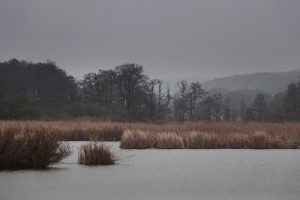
[0,127,71,169]
[78,142,117,165]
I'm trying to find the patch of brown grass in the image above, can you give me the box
[78,142,117,165]
[121,129,300,149]
[0,120,124,141]
[62,126,124,141]
[1,120,300,149]
[0,127,71,169]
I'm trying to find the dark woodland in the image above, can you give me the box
[1,59,299,122]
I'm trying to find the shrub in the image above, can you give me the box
[0,127,71,169]
[78,142,117,165]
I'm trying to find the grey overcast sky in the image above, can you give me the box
[0,0,299,80]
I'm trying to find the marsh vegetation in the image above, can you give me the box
[0,127,71,169]
[1,120,300,150]
[78,142,117,165]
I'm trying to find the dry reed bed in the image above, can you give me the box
[78,142,117,165]
[0,127,71,169]
[0,120,124,141]
[121,130,300,149]
[1,121,300,148]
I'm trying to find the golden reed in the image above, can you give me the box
[78,142,117,165]
[0,127,71,169]
[1,120,300,149]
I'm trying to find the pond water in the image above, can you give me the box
[0,142,300,200]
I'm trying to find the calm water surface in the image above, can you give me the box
[0,142,300,200]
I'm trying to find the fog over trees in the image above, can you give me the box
[0,59,299,122]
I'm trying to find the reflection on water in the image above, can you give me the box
[0,142,300,200]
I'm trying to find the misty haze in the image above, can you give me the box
[0,1,300,200]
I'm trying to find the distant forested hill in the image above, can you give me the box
[202,69,300,94]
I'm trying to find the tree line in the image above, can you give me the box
[0,59,299,122]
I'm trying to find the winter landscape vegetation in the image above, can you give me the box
[1,0,300,199]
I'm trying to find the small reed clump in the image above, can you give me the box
[0,127,71,169]
[78,142,117,165]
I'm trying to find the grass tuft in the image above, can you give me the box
[78,142,117,165]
